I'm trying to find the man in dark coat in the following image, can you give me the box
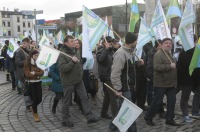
[58,35,99,128]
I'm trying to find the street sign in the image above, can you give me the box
[35,10,43,14]
[37,19,45,25]
[36,25,57,30]
[20,10,43,15]
[20,10,34,15]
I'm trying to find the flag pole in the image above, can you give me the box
[104,83,136,105]
[161,48,173,63]
[43,45,79,61]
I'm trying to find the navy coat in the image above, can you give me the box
[49,63,63,93]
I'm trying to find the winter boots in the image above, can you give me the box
[30,106,40,122]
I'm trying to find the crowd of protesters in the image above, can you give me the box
[0,32,200,132]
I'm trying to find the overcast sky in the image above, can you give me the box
[0,0,144,20]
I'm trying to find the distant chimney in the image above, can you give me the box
[7,8,9,11]
[3,7,5,11]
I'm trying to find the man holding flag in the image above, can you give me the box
[111,32,139,132]
[144,38,181,126]
[58,35,99,128]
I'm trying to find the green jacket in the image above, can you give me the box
[153,49,177,88]
[58,45,83,86]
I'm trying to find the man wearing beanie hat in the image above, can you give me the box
[144,38,182,126]
[111,32,138,132]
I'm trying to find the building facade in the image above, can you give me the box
[63,3,145,37]
[0,9,34,38]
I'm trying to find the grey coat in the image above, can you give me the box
[15,48,29,82]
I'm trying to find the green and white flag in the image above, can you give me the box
[7,39,20,58]
[189,38,200,75]
[82,5,108,69]
[36,45,60,70]
[129,0,139,32]
[178,0,195,51]
[136,17,155,59]
[151,0,171,40]
[113,98,142,132]
[38,31,50,47]
[166,0,182,20]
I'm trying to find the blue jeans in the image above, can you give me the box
[145,87,176,121]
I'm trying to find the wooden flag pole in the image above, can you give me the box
[43,45,80,61]
[104,83,138,105]
[161,48,173,64]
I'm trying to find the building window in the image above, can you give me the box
[17,17,20,22]
[7,22,10,27]
[2,13,5,17]
[17,26,20,32]
[2,22,6,27]
[23,22,25,27]
[28,22,30,27]
[8,31,11,36]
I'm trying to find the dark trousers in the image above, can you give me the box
[101,81,118,117]
[54,92,63,101]
[134,80,147,109]
[181,84,200,114]
[145,87,176,121]
[10,71,16,89]
[147,80,154,106]
[29,81,42,113]
[62,81,92,122]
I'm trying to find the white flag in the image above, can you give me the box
[36,45,60,70]
[178,0,195,51]
[108,24,115,39]
[113,98,143,132]
[67,29,73,36]
[38,32,50,47]
[7,39,20,58]
[150,0,171,40]
[31,28,36,41]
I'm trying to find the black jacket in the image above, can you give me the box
[177,48,195,87]
[146,48,157,81]
[96,45,114,82]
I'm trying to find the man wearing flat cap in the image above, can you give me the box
[144,38,181,126]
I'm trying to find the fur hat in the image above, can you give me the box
[125,32,137,44]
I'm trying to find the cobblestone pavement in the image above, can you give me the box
[0,71,200,132]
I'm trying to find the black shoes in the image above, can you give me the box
[52,106,56,114]
[144,117,155,126]
[101,114,112,119]
[159,112,165,119]
[166,120,182,126]
[62,121,74,128]
[87,116,100,124]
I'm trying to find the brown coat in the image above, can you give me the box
[153,49,177,88]
[24,61,44,80]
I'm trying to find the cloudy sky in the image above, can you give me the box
[0,0,144,20]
